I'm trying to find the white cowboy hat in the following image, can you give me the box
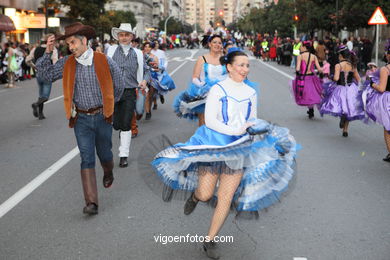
[111,23,134,40]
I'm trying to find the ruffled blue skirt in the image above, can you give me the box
[151,123,298,212]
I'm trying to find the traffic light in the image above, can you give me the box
[218,10,224,16]
[294,15,299,21]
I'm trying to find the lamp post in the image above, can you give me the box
[45,0,48,33]
[335,0,338,36]
[164,15,174,35]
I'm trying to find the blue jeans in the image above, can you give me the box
[37,77,52,99]
[136,89,146,115]
[74,113,113,169]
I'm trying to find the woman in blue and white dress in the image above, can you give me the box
[151,40,176,110]
[173,34,227,126]
[152,49,298,259]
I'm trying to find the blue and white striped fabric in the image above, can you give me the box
[151,122,298,212]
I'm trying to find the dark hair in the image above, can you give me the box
[223,40,233,49]
[208,34,223,43]
[302,41,315,54]
[132,37,140,44]
[219,50,248,71]
[337,45,358,68]
[142,41,151,50]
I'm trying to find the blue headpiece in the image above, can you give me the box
[227,47,242,55]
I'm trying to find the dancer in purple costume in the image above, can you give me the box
[320,46,364,137]
[291,41,323,119]
[363,46,390,162]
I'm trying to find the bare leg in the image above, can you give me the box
[384,129,390,153]
[343,120,349,136]
[198,113,205,126]
[145,87,155,114]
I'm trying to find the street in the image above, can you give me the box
[0,48,389,260]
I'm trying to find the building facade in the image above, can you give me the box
[105,0,153,38]
[0,0,52,44]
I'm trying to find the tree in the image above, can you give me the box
[105,10,136,29]
[44,0,137,38]
[158,17,192,35]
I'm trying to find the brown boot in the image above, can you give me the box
[81,168,98,215]
[101,160,114,188]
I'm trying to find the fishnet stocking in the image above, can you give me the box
[207,172,243,240]
[194,166,243,241]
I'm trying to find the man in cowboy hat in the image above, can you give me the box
[35,22,125,215]
[106,23,151,168]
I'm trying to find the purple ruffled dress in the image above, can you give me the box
[362,70,390,131]
[320,71,365,121]
[291,60,323,107]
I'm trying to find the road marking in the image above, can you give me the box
[170,61,188,75]
[293,258,308,260]
[258,60,295,80]
[0,56,190,218]
[0,147,79,218]
[45,95,64,104]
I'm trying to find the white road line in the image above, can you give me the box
[0,147,79,218]
[293,258,308,260]
[258,60,294,80]
[0,58,190,218]
[45,95,64,104]
[169,61,188,75]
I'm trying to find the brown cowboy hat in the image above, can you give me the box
[56,22,95,40]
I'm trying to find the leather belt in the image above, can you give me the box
[76,106,103,115]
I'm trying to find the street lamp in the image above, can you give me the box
[164,15,174,35]
[45,0,48,33]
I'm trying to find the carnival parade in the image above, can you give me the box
[0,1,389,259]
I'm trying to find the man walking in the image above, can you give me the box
[106,23,151,168]
[36,22,125,215]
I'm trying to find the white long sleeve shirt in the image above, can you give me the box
[205,77,257,136]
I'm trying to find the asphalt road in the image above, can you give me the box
[0,47,389,260]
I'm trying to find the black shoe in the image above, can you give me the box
[342,132,348,137]
[31,103,38,118]
[203,241,220,259]
[339,115,347,129]
[153,104,157,110]
[145,112,151,120]
[159,95,165,104]
[307,108,314,119]
[184,192,198,215]
[103,171,114,188]
[383,154,390,162]
[38,113,46,120]
[119,157,128,168]
[131,132,138,138]
[38,103,45,119]
[83,203,98,215]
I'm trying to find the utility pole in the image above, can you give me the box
[45,0,48,34]
[335,0,338,36]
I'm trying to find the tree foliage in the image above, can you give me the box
[47,0,136,37]
[158,17,192,35]
[236,0,390,36]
